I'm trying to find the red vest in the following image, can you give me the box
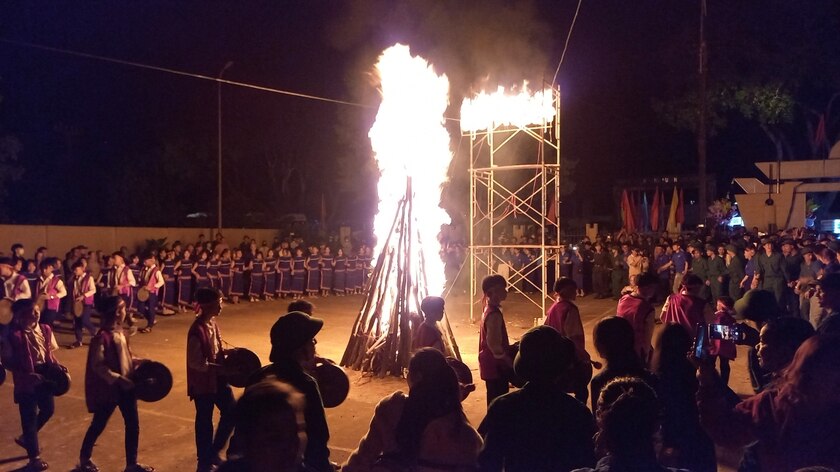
[661,292,707,335]
[84,329,131,412]
[74,273,95,305]
[478,305,510,381]
[187,320,223,397]
[7,324,58,398]
[616,294,654,360]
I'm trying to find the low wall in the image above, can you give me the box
[0,225,282,258]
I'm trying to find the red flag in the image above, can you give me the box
[547,192,557,224]
[620,189,633,231]
[650,187,660,231]
[677,188,685,224]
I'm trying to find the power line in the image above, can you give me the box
[551,0,583,86]
[0,38,370,109]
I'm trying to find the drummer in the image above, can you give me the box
[248,311,335,472]
[187,287,236,472]
[1,256,32,301]
[138,253,164,334]
[2,298,60,472]
[70,261,97,349]
[74,295,155,472]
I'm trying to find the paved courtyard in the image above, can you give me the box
[0,292,751,471]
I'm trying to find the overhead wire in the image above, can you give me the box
[551,0,583,86]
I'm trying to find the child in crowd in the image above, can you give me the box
[478,274,513,406]
[412,296,445,354]
[543,277,591,403]
[710,296,737,385]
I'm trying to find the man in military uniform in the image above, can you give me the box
[755,238,786,310]
[705,244,726,302]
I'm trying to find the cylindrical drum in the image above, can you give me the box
[221,348,261,388]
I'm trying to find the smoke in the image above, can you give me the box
[326,0,555,98]
[325,0,558,232]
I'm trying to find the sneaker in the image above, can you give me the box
[69,341,83,349]
[24,458,49,471]
[124,464,155,472]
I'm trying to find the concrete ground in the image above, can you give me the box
[0,292,751,471]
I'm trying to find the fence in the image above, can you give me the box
[0,225,283,258]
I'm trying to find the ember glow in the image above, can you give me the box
[460,82,556,132]
[368,44,452,295]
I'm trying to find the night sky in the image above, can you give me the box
[1,1,838,230]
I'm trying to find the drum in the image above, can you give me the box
[136,287,150,302]
[220,348,261,388]
[312,361,350,408]
[446,357,476,402]
[73,300,85,317]
[133,360,173,402]
[35,363,71,396]
[0,298,12,325]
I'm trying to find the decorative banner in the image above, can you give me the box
[650,187,661,232]
[666,186,679,233]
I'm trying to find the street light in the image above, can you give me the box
[217,61,234,236]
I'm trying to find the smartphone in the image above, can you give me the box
[708,323,746,342]
[572,246,579,251]
[693,322,708,360]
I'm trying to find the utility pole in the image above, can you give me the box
[217,61,233,237]
[697,0,708,224]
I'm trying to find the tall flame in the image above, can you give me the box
[368,44,452,295]
[460,82,556,132]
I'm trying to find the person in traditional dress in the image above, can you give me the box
[187,288,236,472]
[174,249,194,311]
[3,299,62,472]
[1,255,32,301]
[36,258,67,329]
[291,248,307,300]
[207,252,220,291]
[346,249,358,295]
[73,296,155,472]
[218,249,233,299]
[229,249,246,304]
[161,250,178,311]
[128,255,142,315]
[70,261,97,349]
[320,246,334,297]
[278,248,292,299]
[248,251,266,302]
[138,254,164,334]
[264,249,278,301]
[306,246,322,298]
[333,248,347,296]
[194,250,211,294]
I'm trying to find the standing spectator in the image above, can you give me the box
[782,239,803,317]
[755,238,786,308]
[689,244,710,302]
[815,273,840,335]
[479,326,596,472]
[670,241,689,294]
[412,296,445,354]
[591,243,611,299]
[705,244,726,302]
[248,311,334,471]
[741,243,757,291]
[726,244,746,301]
[652,245,671,302]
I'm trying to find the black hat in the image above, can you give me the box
[704,244,715,252]
[734,289,780,322]
[0,256,14,267]
[780,238,795,247]
[725,244,738,253]
[800,246,813,255]
[818,273,840,292]
[269,311,324,361]
[513,326,575,383]
[761,237,775,246]
[194,287,222,305]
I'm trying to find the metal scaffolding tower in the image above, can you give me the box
[465,87,561,323]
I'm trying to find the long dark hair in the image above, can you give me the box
[395,348,463,460]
